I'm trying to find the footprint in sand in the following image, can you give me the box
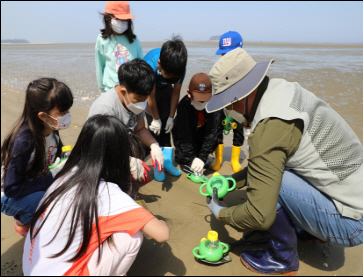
[1,260,19,276]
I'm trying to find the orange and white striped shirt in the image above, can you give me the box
[23,167,154,276]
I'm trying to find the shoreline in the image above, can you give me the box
[2,42,362,48]
[1,43,58,46]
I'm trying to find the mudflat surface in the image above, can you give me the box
[1,84,363,276]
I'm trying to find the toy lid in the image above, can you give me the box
[213,172,220,176]
[208,231,218,241]
[62,145,72,152]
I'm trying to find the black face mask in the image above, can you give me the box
[163,76,181,84]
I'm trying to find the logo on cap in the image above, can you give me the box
[199,84,205,91]
[223,38,231,47]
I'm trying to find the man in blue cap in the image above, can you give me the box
[211,31,245,173]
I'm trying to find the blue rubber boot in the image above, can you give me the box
[240,206,299,276]
[153,161,165,182]
[162,147,181,176]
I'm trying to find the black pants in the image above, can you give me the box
[146,84,173,147]
[146,113,172,147]
[217,112,244,146]
[174,126,219,166]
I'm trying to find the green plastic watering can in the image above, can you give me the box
[193,231,229,262]
[200,175,236,199]
[187,173,208,184]
[222,117,237,135]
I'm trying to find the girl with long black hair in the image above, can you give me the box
[96,1,144,93]
[1,78,73,236]
[23,115,169,276]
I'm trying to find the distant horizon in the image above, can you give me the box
[2,40,363,45]
[2,2,363,44]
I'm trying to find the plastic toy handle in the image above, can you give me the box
[48,158,66,169]
[231,122,237,129]
[226,178,236,192]
[48,164,57,170]
[187,173,192,179]
[221,242,229,254]
[199,183,209,197]
[223,130,230,136]
[192,247,205,259]
[222,120,227,126]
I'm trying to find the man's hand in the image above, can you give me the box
[164,117,174,134]
[207,187,228,219]
[149,119,162,136]
[130,157,151,183]
[150,143,164,172]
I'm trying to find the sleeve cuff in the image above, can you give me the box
[45,171,54,187]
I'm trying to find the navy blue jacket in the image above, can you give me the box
[2,128,63,199]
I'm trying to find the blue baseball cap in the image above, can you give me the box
[216,31,243,55]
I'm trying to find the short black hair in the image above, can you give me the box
[160,37,187,78]
[117,59,155,96]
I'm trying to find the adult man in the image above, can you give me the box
[206,48,363,275]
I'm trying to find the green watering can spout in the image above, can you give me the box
[222,117,237,135]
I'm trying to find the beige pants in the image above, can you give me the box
[88,231,143,276]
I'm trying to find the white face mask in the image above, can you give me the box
[224,108,246,124]
[111,19,128,34]
[45,113,71,130]
[191,101,207,111]
[123,92,147,115]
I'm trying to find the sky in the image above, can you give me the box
[1,1,363,44]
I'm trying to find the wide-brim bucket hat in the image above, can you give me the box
[206,48,274,113]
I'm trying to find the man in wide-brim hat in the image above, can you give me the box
[206,48,363,275]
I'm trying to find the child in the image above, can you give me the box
[1,78,73,236]
[88,58,165,182]
[96,1,143,93]
[143,38,187,144]
[23,115,169,276]
[172,73,223,174]
[211,31,245,172]
[143,37,187,178]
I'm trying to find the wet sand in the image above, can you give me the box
[1,84,363,276]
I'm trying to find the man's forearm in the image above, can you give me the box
[232,167,248,189]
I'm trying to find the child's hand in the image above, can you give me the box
[191,158,204,175]
[164,117,174,134]
[149,119,162,136]
[52,157,61,166]
[50,159,67,177]
[150,143,164,172]
[130,157,150,183]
